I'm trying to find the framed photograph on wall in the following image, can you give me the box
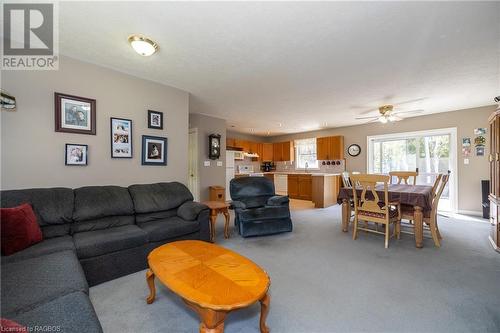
[142,135,167,165]
[110,117,133,158]
[55,92,96,135]
[148,110,163,129]
[65,144,88,166]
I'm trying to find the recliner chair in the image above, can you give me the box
[230,177,293,237]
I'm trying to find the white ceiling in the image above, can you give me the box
[59,1,500,136]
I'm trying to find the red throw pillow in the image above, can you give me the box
[1,203,43,256]
[0,318,27,332]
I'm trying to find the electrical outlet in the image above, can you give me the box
[204,161,210,167]
[217,161,223,167]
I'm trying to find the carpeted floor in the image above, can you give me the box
[90,201,500,333]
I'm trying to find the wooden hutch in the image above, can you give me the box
[489,105,500,252]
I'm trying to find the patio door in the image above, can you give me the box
[367,128,457,212]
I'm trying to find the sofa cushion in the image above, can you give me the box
[230,177,275,201]
[71,215,135,234]
[128,182,193,214]
[1,204,43,256]
[0,188,74,238]
[1,250,88,317]
[177,201,208,221]
[73,225,147,259]
[138,217,200,242]
[135,208,177,224]
[239,205,290,221]
[242,195,271,209]
[1,235,75,265]
[73,186,134,222]
[13,291,103,333]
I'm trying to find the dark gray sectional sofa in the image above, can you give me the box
[1,182,210,332]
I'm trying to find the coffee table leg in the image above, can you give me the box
[223,208,230,239]
[184,300,227,333]
[259,293,270,333]
[146,269,156,304]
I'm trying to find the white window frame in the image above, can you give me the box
[294,138,320,170]
[367,127,458,213]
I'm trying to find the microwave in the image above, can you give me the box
[233,151,244,160]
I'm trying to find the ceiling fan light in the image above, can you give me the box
[379,116,388,124]
[128,35,158,56]
[388,115,396,122]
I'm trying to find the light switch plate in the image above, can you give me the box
[464,158,469,165]
[217,161,223,167]
[204,161,210,167]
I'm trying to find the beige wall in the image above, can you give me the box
[1,56,189,189]
[269,105,496,213]
[189,113,226,201]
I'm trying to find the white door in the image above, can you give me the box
[367,128,458,212]
[188,128,199,201]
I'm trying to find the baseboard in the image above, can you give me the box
[456,210,483,217]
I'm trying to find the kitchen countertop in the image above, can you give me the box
[264,172,341,177]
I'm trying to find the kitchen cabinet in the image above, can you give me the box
[312,175,341,208]
[287,174,311,200]
[262,143,274,161]
[226,138,235,148]
[273,141,294,162]
[234,139,250,152]
[316,136,344,160]
[489,107,500,252]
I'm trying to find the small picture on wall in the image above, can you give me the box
[462,138,471,147]
[65,144,88,166]
[142,135,167,165]
[55,93,96,135]
[110,117,133,158]
[148,110,163,129]
[475,145,485,156]
[474,128,487,136]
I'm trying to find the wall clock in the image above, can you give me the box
[208,134,221,160]
[347,144,361,157]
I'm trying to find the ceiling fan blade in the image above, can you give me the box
[355,115,379,120]
[392,109,424,115]
[390,115,403,122]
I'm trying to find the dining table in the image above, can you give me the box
[337,184,434,248]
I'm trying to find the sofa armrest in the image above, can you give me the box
[177,201,209,221]
[266,195,289,206]
[230,200,246,210]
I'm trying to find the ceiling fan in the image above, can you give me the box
[355,105,423,123]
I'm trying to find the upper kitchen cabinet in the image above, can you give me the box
[316,135,344,160]
[226,137,235,148]
[273,141,294,162]
[262,143,274,161]
[234,139,250,152]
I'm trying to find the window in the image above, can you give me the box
[367,128,457,212]
[295,138,319,169]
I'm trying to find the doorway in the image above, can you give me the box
[367,128,458,212]
[188,128,199,201]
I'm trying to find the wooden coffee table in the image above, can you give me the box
[201,201,231,242]
[146,240,271,333]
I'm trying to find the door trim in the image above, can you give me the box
[366,127,458,213]
[188,128,200,201]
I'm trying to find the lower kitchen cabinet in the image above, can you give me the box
[288,174,312,200]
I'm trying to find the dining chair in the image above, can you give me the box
[389,168,419,185]
[351,174,401,248]
[401,172,450,247]
[341,171,352,187]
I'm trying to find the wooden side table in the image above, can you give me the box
[202,201,230,242]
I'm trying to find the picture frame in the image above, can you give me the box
[148,110,163,129]
[65,144,88,166]
[142,135,167,165]
[55,92,96,135]
[110,117,133,158]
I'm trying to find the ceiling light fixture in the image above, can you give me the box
[128,34,159,56]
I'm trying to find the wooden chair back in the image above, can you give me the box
[431,173,450,217]
[351,174,390,222]
[389,168,419,185]
[341,171,352,188]
[431,174,443,198]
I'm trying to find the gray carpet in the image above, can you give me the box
[90,203,500,333]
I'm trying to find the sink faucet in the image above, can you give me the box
[305,161,309,173]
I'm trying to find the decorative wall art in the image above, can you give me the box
[208,134,221,160]
[142,135,167,165]
[110,118,133,158]
[148,110,163,129]
[65,144,88,166]
[0,90,16,111]
[55,92,96,135]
